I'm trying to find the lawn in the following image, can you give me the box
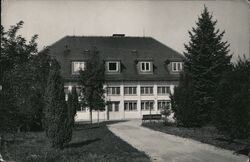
[142,121,249,156]
[1,121,150,162]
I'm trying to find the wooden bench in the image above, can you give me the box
[142,114,162,122]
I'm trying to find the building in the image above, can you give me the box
[47,35,184,121]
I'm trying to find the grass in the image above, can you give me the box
[1,121,150,162]
[142,121,249,156]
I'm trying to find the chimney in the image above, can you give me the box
[112,34,125,37]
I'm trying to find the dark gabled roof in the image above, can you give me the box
[47,35,184,82]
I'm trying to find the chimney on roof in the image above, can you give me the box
[112,34,125,37]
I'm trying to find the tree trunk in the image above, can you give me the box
[150,106,152,123]
[107,107,109,121]
[90,108,92,125]
[97,109,100,126]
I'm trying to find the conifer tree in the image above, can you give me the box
[43,60,72,148]
[172,6,232,126]
[71,86,79,125]
[67,86,79,128]
[213,57,249,139]
[67,92,74,126]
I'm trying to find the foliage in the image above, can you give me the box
[43,60,72,148]
[2,50,52,131]
[71,86,79,125]
[160,102,171,124]
[79,48,105,124]
[67,86,79,128]
[171,74,200,126]
[212,57,250,139]
[1,21,37,81]
[172,6,232,127]
[0,21,47,132]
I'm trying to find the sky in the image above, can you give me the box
[2,0,250,61]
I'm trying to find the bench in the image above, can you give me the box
[142,114,162,122]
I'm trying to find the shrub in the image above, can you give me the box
[43,60,72,148]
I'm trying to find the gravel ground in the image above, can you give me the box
[108,119,248,162]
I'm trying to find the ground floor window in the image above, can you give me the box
[157,100,171,110]
[141,100,154,111]
[107,103,113,112]
[107,102,120,112]
[124,101,137,111]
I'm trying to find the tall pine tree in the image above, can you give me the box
[173,6,232,126]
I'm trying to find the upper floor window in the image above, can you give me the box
[72,61,85,74]
[172,62,183,72]
[140,62,152,72]
[124,87,137,95]
[107,87,120,95]
[157,86,170,95]
[106,61,120,73]
[141,86,153,95]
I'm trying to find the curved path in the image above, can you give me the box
[108,120,248,162]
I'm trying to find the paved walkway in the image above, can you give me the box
[108,120,248,162]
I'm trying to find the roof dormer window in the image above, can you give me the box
[141,62,151,71]
[72,61,85,75]
[172,62,183,72]
[106,61,120,73]
[139,61,153,73]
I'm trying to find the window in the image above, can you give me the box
[107,61,120,72]
[172,62,183,72]
[158,100,170,110]
[124,101,137,111]
[124,87,137,95]
[107,102,120,112]
[141,86,153,95]
[72,61,85,74]
[140,62,152,72]
[107,103,113,112]
[114,102,119,112]
[141,100,154,111]
[107,87,120,95]
[157,86,170,95]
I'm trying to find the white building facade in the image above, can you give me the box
[48,35,184,121]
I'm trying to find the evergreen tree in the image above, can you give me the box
[67,86,79,128]
[43,60,72,148]
[79,48,105,124]
[172,6,232,126]
[171,74,200,126]
[213,57,249,139]
[71,86,79,126]
[67,92,74,126]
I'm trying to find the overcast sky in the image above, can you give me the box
[2,0,250,60]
